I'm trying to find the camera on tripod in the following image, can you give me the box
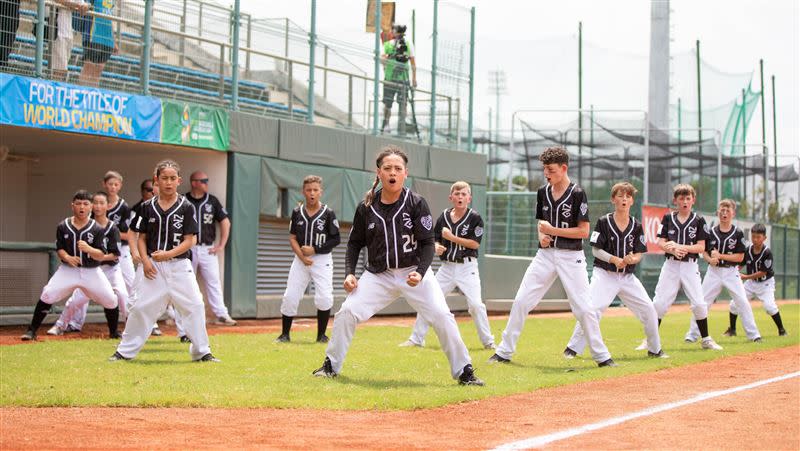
[392,24,410,63]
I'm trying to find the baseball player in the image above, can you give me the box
[182,171,236,327]
[683,200,761,343]
[400,180,495,349]
[20,190,119,341]
[724,223,786,337]
[276,175,341,343]
[48,191,128,338]
[129,178,164,337]
[636,184,724,351]
[564,182,667,359]
[488,146,616,367]
[312,146,484,386]
[110,160,219,362]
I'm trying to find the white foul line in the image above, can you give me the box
[490,371,800,450]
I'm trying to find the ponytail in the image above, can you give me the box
[364,175,380,207]
[364,145,408,207]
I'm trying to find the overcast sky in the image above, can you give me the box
[236,0,798,167]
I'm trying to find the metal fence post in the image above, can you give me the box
[323,45,328,100]
[287,61,294,118]
[307,0,316,124]
[782,225,788,299]
[284,18,290,72]
[179,0,187,67]
[218,44,225,100]
[245,13,252,74]
[141,0,154,95]
[429,0,439,145]
[372,0,381,135]
[447,96,452,143]
[466,6,475,152]
[198,2,204,37]
[230,0,241,110]
[34,0,45,77]
[347,74,353,127]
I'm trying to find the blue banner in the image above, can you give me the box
[0,74,162,142]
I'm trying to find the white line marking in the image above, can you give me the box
[490,371,800,450]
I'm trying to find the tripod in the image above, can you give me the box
[402,79,422,143]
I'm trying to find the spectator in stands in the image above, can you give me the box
[78,0,115,87]
[51,0,89,81]
[0,0,21,69]
[381,24,417,137]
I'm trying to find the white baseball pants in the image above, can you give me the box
[652,259,707,320]
[733,278,778,316]
[280,253,334,317]
[495,248,611,363]
[55,264,128,330]
[118,245,136,296]
[191,244,230,318]
[325,267,472,379]
[567,268,662,354]
[406,259,494,347]
[39,265,116,309]
[685,266,761,340]
[116,259,211,360]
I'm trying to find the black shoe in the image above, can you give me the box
[647,350,670,359]
[198,353,221,363]
[752,337,763,343]
[598,358,618,368]
[778,329,787,336]
[275,333,290,343]
[20,329,37,341]
[312,357,337,378]
[64,325,81,334]
[563,347,577,359]
[458,364,485,386]
[722,327,736,337]
[109,331,122,339]
[487,353,510,364]
[316,334,329,343]
[179,335,192,343]
[108,351,130,361]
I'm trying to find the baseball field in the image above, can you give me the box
[1,302,798,449]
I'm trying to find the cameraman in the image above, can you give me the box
[381,24,417,136]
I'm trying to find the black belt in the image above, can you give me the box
[452,256,477,263]
[666,256,696,263]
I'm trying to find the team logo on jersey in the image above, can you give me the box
[727,240,736,250]
[333,219,339,229]
[421,215,433,231]
[63,234,68,239]
[205,204,213,212]
[297,220,304,226]
[543,206,549,212]
[368,222,375,230]
[627,234,635,248]
[639,235,646,245]
[474,226,483,237]
[86,233,94,242]
[460,224,470,236]
[703,223,709,233]
[316,220,325,231]
[173,215,184,229]
[112,214,121,223]
[149,218,156,223]
[580,202,588,216]
[561,204,572,218]
[764,259,772,269]
[688,226,697,239]
[402,212,413,229]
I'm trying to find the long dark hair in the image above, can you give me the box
[364,145,408,207]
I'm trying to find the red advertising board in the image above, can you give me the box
[641,205,671,254]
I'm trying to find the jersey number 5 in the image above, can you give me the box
[402,234,417,253]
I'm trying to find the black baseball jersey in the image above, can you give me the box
[435,208,484,262]
[185,192,229,245]
[104,198,131,235]
[744,245,774,281]
[289,204,341,255]
[346,188,435,276]
[55,218,106,268]
[536,183,590,251]
[590,213,647,274]
[657,211,708,261]
[131,196,198,260]
[97,220,122,267]
[706,225,746,268]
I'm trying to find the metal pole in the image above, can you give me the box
[347,75,353,127]
[505,114,515,253]
[284,18,290,72]
[696,40,703,204]
[742,88,747,215]
[372,0,381,135]
[412,9,416,46]
[288,61,294,118]
[245,13,252,73]
[717,138,722,206]
[323,45,328,99]
[488,108,494,184]
[771,74,778,203]
[644,112,650,204]
[429,0,439,145]
[590,105,594,195]
[578,21,583,187]
[179,0,187,67]
[677,97,682,181]
[447,97,452,143]
[198,2,203,38]
[34,0,46,77]
[466,6,476,152]
[760,59,767,220]
[141,0,155,95]
[307,0,316,123]
[231,0,241,110]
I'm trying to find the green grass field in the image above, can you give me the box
[1,305,797,410]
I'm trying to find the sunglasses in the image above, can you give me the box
[191,178,209,184]
[143,187,154,193]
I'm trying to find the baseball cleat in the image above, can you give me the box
[215,316,237,326]
[20,329,37,341]
[487,353,510,364]
[563,347,578,359]
[648,350,670,359]
[150,326,162,336]
[458,364,485,386]
[198,353,221,363]
[179,335,192,343]
[751,337,763,343]
[778,329,787,336]
[598,358,618,368]
[701,338,723,350]
[634,338,648,351]
[684,336,698,344]
[312,357,337,378]
[64,325,81,333]
[398,339,423,348]
[275,334,290,343]
[108,351,130,361]
[316,334,329,343]
[47,325,64,336]
[109,331,123,339]
[722,328,737,337]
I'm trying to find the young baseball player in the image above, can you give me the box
[110,160,219,362]
[48,191,128,338]
[724,224,787,337]
[683,200,761,343]
[129,179,164,337]
[20,190,119,341]
[488,146,616,367]
[312,146,484,386]
[277,175,341,343]
[399,181,494,349]
[563,182,667,359]
[637,184,723,351]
